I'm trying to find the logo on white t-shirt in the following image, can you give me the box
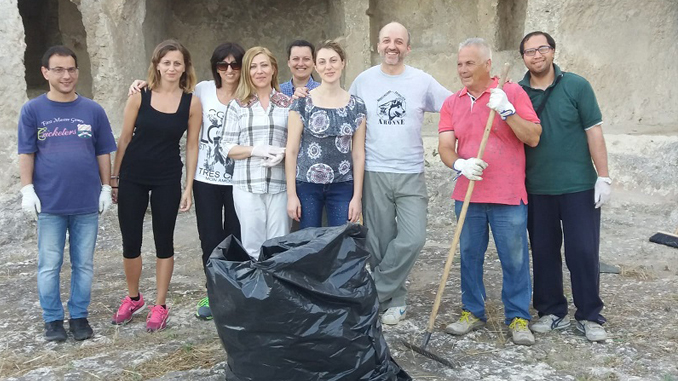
[377,91,406,125]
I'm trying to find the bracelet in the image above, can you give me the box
[111,175,119,180]
[111,186,119,189]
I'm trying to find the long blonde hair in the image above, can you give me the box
[235,47,280,103]
[147,39,197,93]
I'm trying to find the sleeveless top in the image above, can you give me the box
[290,94,366,184]
[121,89,192,185]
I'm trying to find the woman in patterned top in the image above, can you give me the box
[220,47,291,260]
[285,40,367,229]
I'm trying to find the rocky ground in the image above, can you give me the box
[0,168,677,381]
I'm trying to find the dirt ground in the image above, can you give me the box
[0,170,677,381]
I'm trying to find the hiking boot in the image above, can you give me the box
[445,310,485,335]
[69,318,94,341]
[530,314,571,333]
[195,296,212,320]
[146,305,170,332]
[381,306,407,325]
[576,320,607,342]
[112,294,145,325]
[44,320,67,342]
[509,317,535,346]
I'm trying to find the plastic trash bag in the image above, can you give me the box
[206,223,411,381]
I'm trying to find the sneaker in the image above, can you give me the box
[195,296,213,320]
[530,314,571,333]
[44,320,67,342]
[381,306,407,325]
[509,317,535,346]
[146,305,170,332]
[576,320,607,342]
[68,318,94,341]
[112,294,145,325]
[445,310,485,335]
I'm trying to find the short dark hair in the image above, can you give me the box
[519,31,556,56]
[41,45,78,68]
[210,42,246,88]
[286,40,315,60]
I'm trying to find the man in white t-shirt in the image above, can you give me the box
[349,22,451,325]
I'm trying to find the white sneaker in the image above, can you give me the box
[381,306,407,325]
[530,314,571,333]
[444,310,485,335]
[576,320,607,342]
[509,318,535,346]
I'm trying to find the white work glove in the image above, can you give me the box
[20,184,41,220]
[99,184,112,215]
[594,177,612,208]
[251,145,285,159]
[261,152,285,168]
[453,158,488,181]
[487,88,516,120]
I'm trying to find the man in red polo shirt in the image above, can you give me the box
[437,38,542,346]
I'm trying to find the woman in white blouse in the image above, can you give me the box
[220,46,291,260]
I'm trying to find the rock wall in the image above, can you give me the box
[143,0,170,63]
[58,0,93,98]
[76,0,147,131]
[0,0,676,197]
[17,0,58,95]
[526,0,678,133]
[165,0,333,85]
[328,0,371,87]
[0,0,27,194]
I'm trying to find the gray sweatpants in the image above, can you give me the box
[363,171,428,309]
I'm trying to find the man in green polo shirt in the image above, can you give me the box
[518,31,611,342]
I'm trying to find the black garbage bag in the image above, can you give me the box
[206,223,411,381]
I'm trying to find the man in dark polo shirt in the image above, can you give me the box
[518,31,611,342]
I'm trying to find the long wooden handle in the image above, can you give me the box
[425,63,511,333]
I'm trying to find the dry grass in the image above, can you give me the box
[483,299,508,346]
[118,339,223,381]
[0,333,223,380]
[0,341,111,379]
[619,265,655,280]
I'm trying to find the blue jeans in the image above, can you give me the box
[296,180,353,229]
[455,201,531,324]
[37,212,99,322]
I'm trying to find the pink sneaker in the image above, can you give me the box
[112,294,145,325]
[146,305,170,332]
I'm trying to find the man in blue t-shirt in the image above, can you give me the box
[17,46,117,342]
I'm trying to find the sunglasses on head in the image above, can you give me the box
[216,61,242,71]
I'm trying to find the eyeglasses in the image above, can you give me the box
[523,45,553,56]
[48,67,79,75]
[216,61,241,71]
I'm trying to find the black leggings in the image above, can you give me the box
[118,179,181,259]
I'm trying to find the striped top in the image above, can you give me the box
[220,89,291,194]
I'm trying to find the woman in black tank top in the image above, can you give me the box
[110,40,202,332]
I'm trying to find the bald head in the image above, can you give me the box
[379,22,411,46]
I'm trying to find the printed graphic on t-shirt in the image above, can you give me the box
[77,124,92,138]
[37,117,89,140]
[377,91,406,125]
[199,108,235,179]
